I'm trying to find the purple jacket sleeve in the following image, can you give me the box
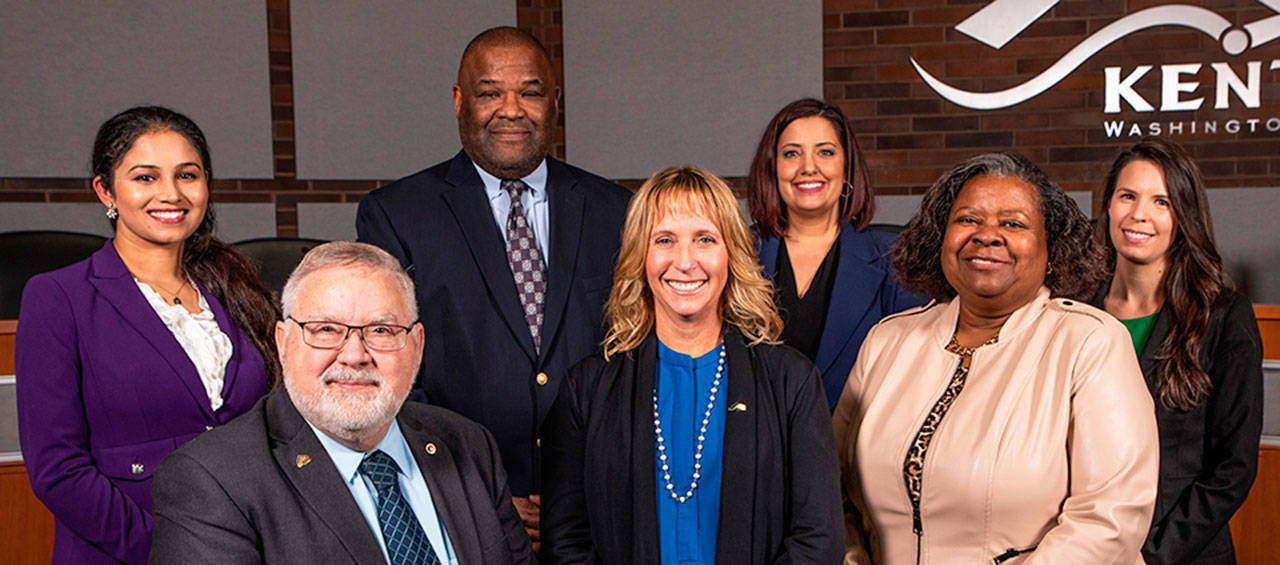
[16,275,153,563]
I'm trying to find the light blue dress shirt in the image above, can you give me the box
[654,340,726,565]
[474,159,550,265]
[308,420,458,565]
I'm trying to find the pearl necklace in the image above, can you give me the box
[653,345,725,504]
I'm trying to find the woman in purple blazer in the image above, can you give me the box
[15,107,278,563]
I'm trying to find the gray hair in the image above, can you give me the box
[280,242,417,320]
[892,151,1105,301]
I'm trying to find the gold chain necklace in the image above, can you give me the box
[944,333,999,357]
[136,276,191,305]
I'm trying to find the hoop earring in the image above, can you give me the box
[842,181,853,197]
[105,205,118,220]
[1045,263,1053,276]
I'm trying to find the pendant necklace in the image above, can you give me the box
[653,344,725,504]
[136,275,191,306]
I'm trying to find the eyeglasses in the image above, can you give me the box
[287,317,418,352]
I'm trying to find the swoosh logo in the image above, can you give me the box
[955,0,1060,49]
[914,4,1280,110]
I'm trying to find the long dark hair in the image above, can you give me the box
[747,98,874,238]
[1099,137,1227,411]
[93,106,281,387]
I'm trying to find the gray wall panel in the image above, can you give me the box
[297,202,358,242]
[1206,187,1280,304]
[0,203,115,238]
[213,203,277,243]
[291,1,513,180]
[563,0,823,180]
[0,1,273,178]
[0,379,17,457]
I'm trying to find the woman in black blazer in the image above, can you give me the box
[1091,138,1263,564]
[540,166,842,564]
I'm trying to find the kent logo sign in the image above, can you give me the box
[912,0,1280,137]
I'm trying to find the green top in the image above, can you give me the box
[1119,312,1160,355]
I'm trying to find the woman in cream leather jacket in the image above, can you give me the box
[833,152,1158,565]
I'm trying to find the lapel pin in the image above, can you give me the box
[728,402,747,413]
[295,454,312,468]
[425,443,437,455]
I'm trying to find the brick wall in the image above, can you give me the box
[823,0,1280,212]
[5,1,1277,231]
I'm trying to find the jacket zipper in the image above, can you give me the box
[993,545,1038,563]
[908,355,968,565]
[913,510,923,565]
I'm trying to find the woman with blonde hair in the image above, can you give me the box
[541,166,842,564]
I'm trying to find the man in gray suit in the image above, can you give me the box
[150,242,533,564]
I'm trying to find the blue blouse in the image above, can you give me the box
[654,340,727,565]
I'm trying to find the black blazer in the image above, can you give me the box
[356,151,631,496]
[1090,288,1263,565]
[540,329,843,564]
[149,390,534,564]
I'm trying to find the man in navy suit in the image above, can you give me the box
[356,26,631,550]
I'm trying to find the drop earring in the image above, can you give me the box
[105,205,118,220]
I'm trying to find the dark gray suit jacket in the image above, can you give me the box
[149,390,534,564]
[357,151,631,496]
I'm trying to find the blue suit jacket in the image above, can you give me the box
[757,224,926,410]
[356,151,631,496]
[15,241,268,564]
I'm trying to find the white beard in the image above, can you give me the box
[285,365,406,444]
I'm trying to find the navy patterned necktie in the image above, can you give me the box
[501,179,547,351]
[359,450,441,565]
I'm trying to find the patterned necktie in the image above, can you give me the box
[359,450,441,565]
[501,179,547,350]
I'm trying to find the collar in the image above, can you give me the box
[307,417,416,485]
[932,286,1052,349]
[656,339,724,371]
[474,158,548,202]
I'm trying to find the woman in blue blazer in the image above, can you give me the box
[15,107,277,563]
[747,99,925,409]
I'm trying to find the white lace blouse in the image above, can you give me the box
[135,280,233,411]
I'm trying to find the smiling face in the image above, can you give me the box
[941,174,1048,314]
[92,129,208,251]
[277,265,424,451]
[645,202,729,337]
[1108,159,1176,269]
[775,116,845,223]
[453,43,559,179]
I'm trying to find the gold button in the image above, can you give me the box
[536,372,548,386]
